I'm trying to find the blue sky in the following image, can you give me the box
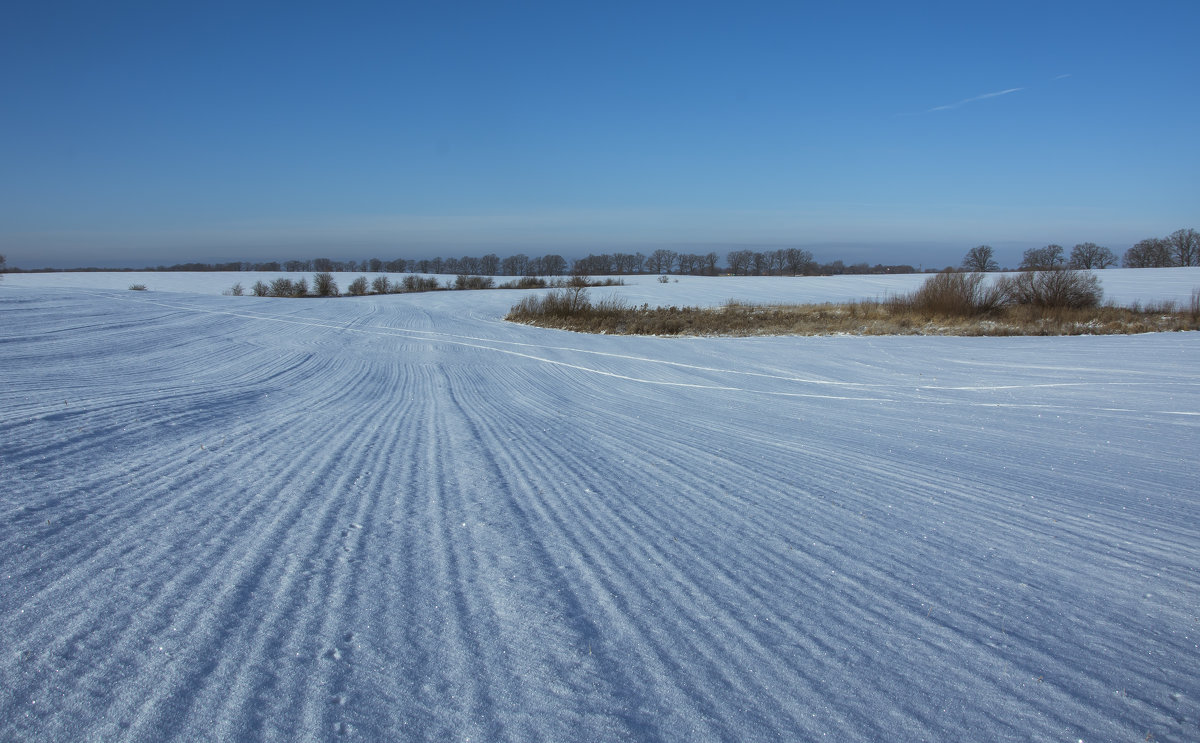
[2,1,1197,269]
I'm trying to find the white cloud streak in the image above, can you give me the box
[926,87,1024,112]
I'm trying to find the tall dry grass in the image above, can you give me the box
[506,272,1199,336]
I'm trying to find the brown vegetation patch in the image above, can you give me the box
[506,277,1200,337]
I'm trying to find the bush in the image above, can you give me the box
[269,277,294,297]
[401,275,440,292]
[252,280,270,297]
[371,276,391,294]
[498,276,547,289]
[510,287,592,319]
[128,284,147,291]
[347,276,369,296]
[291,277,309,297]
[313,272,338,297]
[997,269,1102,309]
[223,282,244,296]
[454,275,495,290]
[892,270,1006,316]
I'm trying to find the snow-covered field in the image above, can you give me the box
[2,269,1198,742]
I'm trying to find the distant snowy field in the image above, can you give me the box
[2,270,1198,742]
[6,265,1200,307]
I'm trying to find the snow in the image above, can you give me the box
[2,270,1198,742]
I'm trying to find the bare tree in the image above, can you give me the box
[1019,245,1065,270]
[726,250,753,275]
[764,250,784,276]
[540,254,567,276]
[647,249,677,274]
[1067,243,1116,269]
[501,254,529,276]
[961,245,999,272]
[783,248,814,276]
[480,253,500,276]
[1166,228,1199,266]
[676,253,699,275]
[1123,238,1173,268]
[751,252,770,276]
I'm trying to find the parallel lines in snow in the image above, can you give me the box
[2,288,1197,742]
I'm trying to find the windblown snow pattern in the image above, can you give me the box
[2,270,1198,742]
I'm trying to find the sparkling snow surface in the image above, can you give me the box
[2,270,1198,742]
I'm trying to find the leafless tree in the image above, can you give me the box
[1123,238,1173,268]
[647,249,677,274]
[676,253,700,275]
[783,248,814,276]
[501,254,529,276]
[1019,245,1065,270]
[961,245,999,272]
[726,250,753,275]
[1067,243,1116,269]
[479,254,500,276]
[1166,228,1199,266]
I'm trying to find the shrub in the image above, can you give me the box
[997,269,1102,309]
[401,275,440,292]
[510,287,592,319]
[347,276,369,296]
[498,276,547,289]
[371,276,391,294]
[252,280,270,297]
[454,275,495,290]
[128,284,147,291]
[892,270,1006,317]
[657,274,670,284]
[223,282,244,296]
[269,277,294,297]
[313,272,338,297]
[291,277,309,297]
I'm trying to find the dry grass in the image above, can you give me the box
[506,291,1200,337]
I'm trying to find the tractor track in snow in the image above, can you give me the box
[2,285,1198,742]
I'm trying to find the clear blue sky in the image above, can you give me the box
[3,0,1197,269]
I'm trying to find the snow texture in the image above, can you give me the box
[2,270,1198,742]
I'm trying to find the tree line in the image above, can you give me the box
[962,228,1199,272]
[4,228,1194,276]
